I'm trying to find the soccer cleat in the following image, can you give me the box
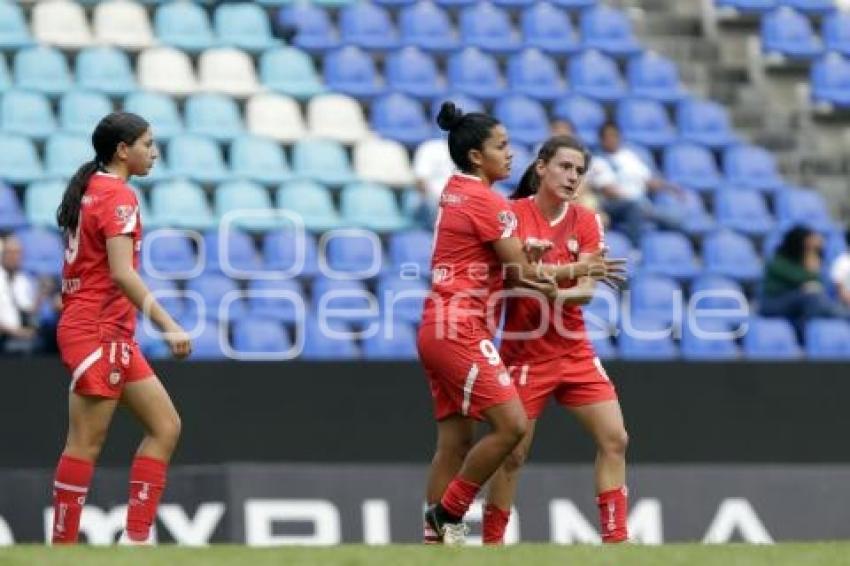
[424,504,468,546]
[117,529,156,546]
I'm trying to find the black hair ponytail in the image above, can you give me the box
[436,100,500,174]
[57,160,100,236]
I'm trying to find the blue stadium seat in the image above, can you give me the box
[232,320,293,356]
[291,139,356,187]
[203,228,263,275]
[276,180,345,233]
[639,231,700,281]
[311,277,378,327]
[59,90,112,137]
[385,47,446,101]
[339,2,400,51]
[603,230,635,273]
[143,230,198,277]
[215,180,280,233]
[618,317,678,360]
[0,54,9,92]
[154,1,215,53]
[230,135,293,186]
[0,183,26,230]
[323,46,386,99]
[677,97,738,149]
[244,278,305,325]
[761,7,823,60]
[16,227,63,276]
[24,179,64,229]
[263,228,321,277]
[569,50,627,102]
[507,48,567,102]
[702,230,763,282]
[323,230,384,277]
[662,142,722,193]
[277,3,340,53]
[374,0,417,6]
[743,317,803,359]
[168,134,231,185]
[629,274,682,327]
[301,318,359,360]
[627,51,687,102]
[259,47,326,99]
[214,2,280,54]
[185,273,246,321]
[781,0,837,15]
[714,0,777,14]
[377,275,428,324]
[430,94,484,126]
[13,46,73,97]
[124,91,184,141]
[447,48,506,100]
[616,97,676,149]
[1,89,56,141]
[652,189,716,236]
[340,182,410,233]
[810,52,850,109]
[805,318,850,359]
[680,319,740,360]
[553,95,606,147]
[370,93,432,147]
[183,323,227,361]
[822,11,850,57]
[388,230,433,277]
[398,1,460,53]
[774,186,837,232]
[0,135,43,186]
[44,134,91,179]
[723,144,784,192]
[549,0,595,7]
[502,143,532,190]
[362,323,418,360]
[589,335,617,359]
[76,47,137,97]
[0,2,34,50]
[580,5,641,56]
[185,94,244,142]
[689,274,749,326]
[494,95,549,147]
[150,179,216,230]
[460,2,522,54]
[521,2,580,56]
[715,190,775,236]
[583,284,620,341]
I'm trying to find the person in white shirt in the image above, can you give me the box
[410,136,456,228]
[586,122,681,244]
[830,230,850,307]
[0,235,39,353]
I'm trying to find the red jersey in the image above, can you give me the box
[500,197,604,364]
[420,174,518,335]
[58,172,143,342]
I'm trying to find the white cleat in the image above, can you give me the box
[117,529,156,546]
[441,522,469,546]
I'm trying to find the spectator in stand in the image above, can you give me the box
[0,235,40,354]
[830,230,850,308]
[411,135,456,229]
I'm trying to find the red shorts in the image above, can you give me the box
[506,355,617,419]
[417,324,518,421]
[59,338,154,399]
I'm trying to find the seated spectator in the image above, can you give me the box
[585,121,680,244]
[830,230,850,307]
[410,135,455,229]
[0,235,40,354]
[761,226,850,338]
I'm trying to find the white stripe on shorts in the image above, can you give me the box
[461,363,480,416]
[69,347,103,392]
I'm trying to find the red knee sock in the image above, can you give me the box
[482,503,510,545]
[125,456,168,541]
[439,476,480,520]
[596,486,629,543]
[51,455,95,544]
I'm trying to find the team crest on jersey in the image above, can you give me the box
[497,210,517,236]
[108,368,122,387]
[114,205,135,223]
[567,236,579,254]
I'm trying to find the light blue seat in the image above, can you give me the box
[24,179,65,229]
[1,89,56,140]
[300,318,359,360]
[339,2,400,51]
[580,4,641,56]
[639,231,700,281]
[263,228,320,277]
[761,7,822,60]
[277,3,340,54]
[662,142,722,193]
[0,2,34,50]
[123,91,184,141]
[202,228,264,275]
[521,2,580,56]
[743,317,803,360]
[590,335,617,359]
[276,180,345,232]
[291,139,356,186]
[259,46,325,99]
[340,182,410,233]
[398,1,460,53]
[214,2,281,54]
[45,133,92,179]
[232,320,292,356]
[618,317,678,360]
[616,97,676,149]
[378,275,428,324]
[230,135,293,186]
[507,48,567,102]
[569,49,627,103]
[59,90,112,137]
[370,93,432,147]
[14,46,73,97]
[503,144,532,191]
[362,322,418,360]
[781,0,837,15]
[76,47,138,97]
[715,0,777,13]
[385,47,446,101]
[183,323,227,360]
[494,95,549,147]
[0,54,9,92]
[167,134,231,185]
[689,274,750,326]
[627,51,687,102]
[447,47,506,100]
[434,0,478,7]
[246,278,305,324]
[822,11,850,57]
[323,230,384,277]
[150,179,216,230]
[774,186,837,232]
[459,2,522,54]
[429,93,484,126]
[311,277,378,328]
[805,318,850,359]
[629,274,681,327]
[677,97,738,149]
[185,273,246,321]
[154,1,215,53]
[702,229,763,282]
[185,94,244,142]
[142,230,198,277]
[0,183,26,230]
[16,227,63,276]
[0,135,43,186]
[681,319,740,361]
[323,46,386,100]
[652,189,716,236]
[811,53,850,109]
[723,144,785,192]
[553,95,606,146]
[388,230,433,276]
[215,179,280,232]
[550,0,597,7]
[715,190,775,236]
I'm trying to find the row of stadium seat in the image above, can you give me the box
[715,0,836,16]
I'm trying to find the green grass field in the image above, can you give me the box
[1,543,848,566]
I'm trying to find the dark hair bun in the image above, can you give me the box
[436,101,464,132]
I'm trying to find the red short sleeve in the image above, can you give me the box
[468,192,518,243]
[99,190,140,239]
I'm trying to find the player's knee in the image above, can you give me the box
[500,413,528,446]
[502,445,529,474]
[154,410,182,448]
[600,428,628,457]
[66,427,109,461]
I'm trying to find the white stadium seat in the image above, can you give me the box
[93,0,155,51]
[198,47,261,98]
[354,138,415,187]
[138,47,198,96]
[245,93,306,143]
[32,0,93,49]
[307,94,370,144]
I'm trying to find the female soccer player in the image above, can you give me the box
[418,104,624,544]
[481,135,630,544]
[50,112,192,545]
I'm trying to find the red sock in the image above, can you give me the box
[51,455,95,544]
[439,476,480,520]
[126,456,168,541]
[596,486,629,543]
[482,503,510,545]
